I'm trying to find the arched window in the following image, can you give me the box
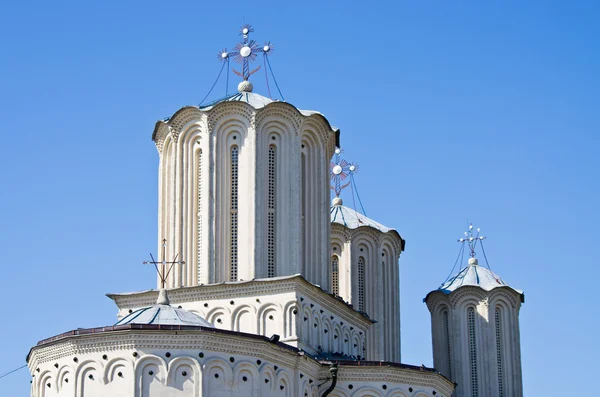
[197,149,203,283]
[468,307,478,397]
[267,145,276,278]
[331,255,339,295]
[357,256,365,312]
[495,307,504,397]
[300,152,306,274]
[443,309,452,380]
[230,146,239,281]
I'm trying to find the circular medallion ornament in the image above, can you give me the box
[221,52,228,59]
[263,45,270,52]
[333,165,343,175]
[240,46,252,57]
[242,28,249,35]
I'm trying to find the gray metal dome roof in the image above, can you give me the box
[115,290,213,327]
[198,91,329,119]
[425,258,523,302]
[115,304,213,327]
[330,204,394,233]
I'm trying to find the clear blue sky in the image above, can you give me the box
[1,1,599,395]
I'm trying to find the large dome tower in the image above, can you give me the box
[152,83,337,289]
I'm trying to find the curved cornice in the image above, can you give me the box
[424,285,523,311]
[152,99,338,143]
[331,222,404,253]
[28,329,452,395]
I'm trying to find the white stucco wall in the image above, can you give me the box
[330,224,403,362]
[426,286,523,397]
[109,276,372,359]
[152,101,337,289]
[28,328,454,397]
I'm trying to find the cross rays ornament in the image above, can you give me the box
[458,223,486,258]
[218,24,273,81]
[143,239,185,289]
[330,148,359,197]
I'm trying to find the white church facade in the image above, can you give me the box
[26,26,524,397]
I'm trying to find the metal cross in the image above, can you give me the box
[330,148,359,197]
[143,239,185,289]
[217,24,273,81]
[457,223,486,258]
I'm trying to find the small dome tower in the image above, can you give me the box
[425,226,524,397]
[328,149,406,362]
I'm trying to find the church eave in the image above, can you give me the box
[27,324,452,393]
[151,99,339,142]
[106,274,374,325]
[331,222,405,253]
[423,284,525,305]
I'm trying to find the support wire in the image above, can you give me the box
[0,364,27,380]
[226,57,230,96]
[480,240,492,270]
[200,61,226,106]
[350,175,367,216]
[265,55,284,101]
[442,243,465,286]
[263,53,272,98]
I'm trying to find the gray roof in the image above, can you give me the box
[154,90,340,145]
[330,205,394,233]
[115,304,214,327]
[426,258,523,301]
[199,91,330,119]
[200,91,274,110]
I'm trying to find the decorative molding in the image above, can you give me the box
[168,107,204,135]
[255,104,303,133]
[29,329,452,397]
[153,124,170,153]
[207,102,254,131]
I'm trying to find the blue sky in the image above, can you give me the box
[1,0,599,395]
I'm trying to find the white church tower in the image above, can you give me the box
[152,78,337,288]
[425,227,524,397]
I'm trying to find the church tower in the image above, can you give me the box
[425,228,524,397]
[152,82,337,288]
[151,27,338,289]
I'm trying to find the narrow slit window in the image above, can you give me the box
[495,308,504,397]
[301,152,306,272]
[331,255,339,295]
[197,149,203,283]
[468,307,478,397]
[267,145,276,278]
[230,146,239,281]
[443,310,452,380]
[357,256,365,312]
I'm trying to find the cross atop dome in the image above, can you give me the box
[330,148,358,200]
[143,239,185,303]
[458,223,486,259]
[218,24,273,90]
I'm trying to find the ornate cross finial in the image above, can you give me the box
[143,239,185,289]
[218,24,273,82]
[458,223,486,258]
[330,148,358,198]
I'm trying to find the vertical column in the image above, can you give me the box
[267,145,276,277]
[230,145,239,281]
